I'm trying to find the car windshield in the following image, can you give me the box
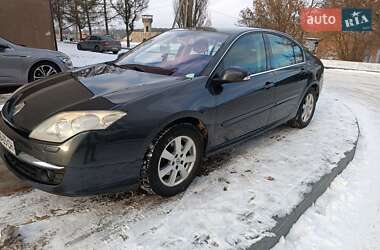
[116,30,228,77]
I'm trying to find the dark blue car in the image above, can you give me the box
[0,28,324,197]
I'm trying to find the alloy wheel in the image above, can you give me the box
[158,136,196,187]
[33,65,58,81]
[301,93,314,123]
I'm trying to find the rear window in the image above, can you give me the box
[267,34,296,69]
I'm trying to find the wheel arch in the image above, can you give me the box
[147,114,209,156]
[310,83,320,100]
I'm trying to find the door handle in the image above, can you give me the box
[300,67,308,76]
[264,81,275,89]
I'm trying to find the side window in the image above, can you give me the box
[293,44,304,63]
[89,36,96,41]
[267,34,296,69]
[221,33,267,74]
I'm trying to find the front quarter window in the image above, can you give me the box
[116,30,228,77]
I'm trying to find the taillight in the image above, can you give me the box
[101,41,110,46]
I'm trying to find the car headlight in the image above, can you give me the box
[57,55,73,68]
[29,111,126,143]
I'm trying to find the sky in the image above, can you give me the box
[132,0,252,29]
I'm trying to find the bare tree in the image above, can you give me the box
[65,0,87,40]
[111,0,149,48]
[51,0,67,41]
[173,0,209,28]
[80,0,101,36]
[103,0,110,34]
[239,0,323,40]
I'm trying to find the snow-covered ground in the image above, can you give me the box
[58,42,118,67]
[322,60,380,73]
[274,69,380,250]
[57,42,127,68]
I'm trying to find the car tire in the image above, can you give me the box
[28,61,61,83]
[141,123,204,197]
[77,44,82,50]
[288,88,317,129]
[113,51,118,55]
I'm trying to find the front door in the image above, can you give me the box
[0,43,25,84]
[212,32,276,145]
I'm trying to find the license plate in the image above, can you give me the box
[0,130,16,155]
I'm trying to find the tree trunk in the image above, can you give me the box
[58,18,63,41]
[73,1,83,40]
[103,0,109,35]
[84,0,92,36]
[54,0,64,41]
[124,0,130,48]
[125,23,130,48]
[78,25,83,40]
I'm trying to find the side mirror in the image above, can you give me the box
[216,68,249,84]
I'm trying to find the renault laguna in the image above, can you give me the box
[0,28,323,196]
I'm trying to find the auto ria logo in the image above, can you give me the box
[342,8,372,31]
[301,8,372,32]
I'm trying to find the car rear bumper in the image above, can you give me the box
[0,116,145,196]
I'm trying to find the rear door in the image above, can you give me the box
[265,33,309,124]
[213,32,276,144]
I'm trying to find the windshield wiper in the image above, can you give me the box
[114,63,175,76]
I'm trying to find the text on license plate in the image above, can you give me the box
[0,130,16,155]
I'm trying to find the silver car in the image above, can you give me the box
[0,37,73,86]
[77,35,121,54]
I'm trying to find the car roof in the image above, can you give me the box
[172,27,258,34]
[173,27,302,46]
[171,27,289,38]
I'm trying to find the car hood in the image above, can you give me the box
[2,63,186,133]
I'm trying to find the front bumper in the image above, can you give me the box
[0,116,145,196]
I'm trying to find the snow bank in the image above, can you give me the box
[57,42,124,68]
[322,59,380,73]
[0,94,358,250]
[57,42,139,68]
[274,69,380,250]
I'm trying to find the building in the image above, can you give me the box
[124,15,170,44]
[0,0,56,50]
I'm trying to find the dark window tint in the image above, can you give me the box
[89,36,97,40]
[267,34,296,68]
[222,33,266,74]
[293,44,304,63]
